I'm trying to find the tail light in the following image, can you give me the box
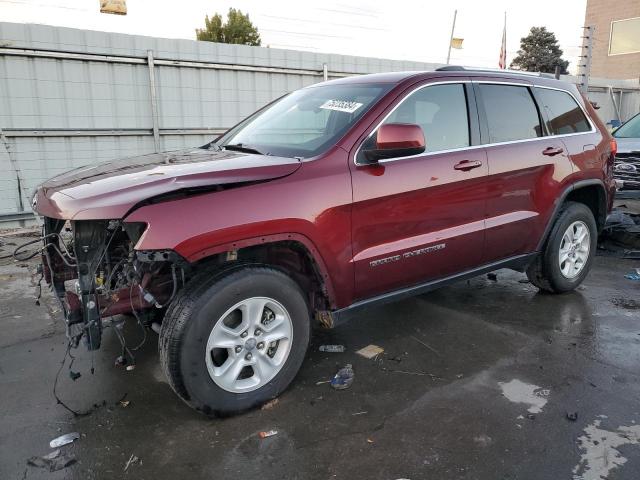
[607,138,617,170]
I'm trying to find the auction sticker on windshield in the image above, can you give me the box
[320,99,363,113]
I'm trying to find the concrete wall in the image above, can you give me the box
[1,22,639,229]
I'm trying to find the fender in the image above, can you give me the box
[177,232,337,309]
[535,179,608,252]
[136,232,336,306]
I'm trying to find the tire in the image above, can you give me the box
[526,201,597,293]
[159,265,310,416]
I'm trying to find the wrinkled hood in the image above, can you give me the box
[616,137,640,154]
[34,148,302,220]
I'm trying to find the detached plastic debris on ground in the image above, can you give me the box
[27,449,77,472]
[625,269,640,281]
[123,453,140,471]
[319,344,345,353]
[331,364,355,390]
[49,432,80,448]
[600,205,640,256]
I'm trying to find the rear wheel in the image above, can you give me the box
[159,266,310,416]
[526,201,597,293]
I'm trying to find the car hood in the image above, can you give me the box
[615,137,640,154]
[34,148,302,220]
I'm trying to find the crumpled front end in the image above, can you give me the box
[41,217,185,352]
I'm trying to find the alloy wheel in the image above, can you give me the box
[558,220,591,279]
[205,297,293,393]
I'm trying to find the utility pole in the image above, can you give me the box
[446,9,457,65]
[578,25,594,95]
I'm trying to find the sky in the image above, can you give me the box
[0,0,589,73]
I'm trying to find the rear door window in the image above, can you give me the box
[478,84,543,143]
[535,88,591,135]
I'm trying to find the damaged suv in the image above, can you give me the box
[33,67,615,415]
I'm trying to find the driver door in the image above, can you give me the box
[349,81,488,300]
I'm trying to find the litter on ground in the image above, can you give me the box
[49,432,80,449]
[319,344,346,353]
[27,449,76,472]
[261,398,279,410]
[331,364,355,390]
[356,344,384,359]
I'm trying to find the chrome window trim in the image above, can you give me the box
[532,84,597,135]
[353,79,597,167]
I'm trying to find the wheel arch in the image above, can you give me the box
[537,179,608,251]
[187,234,337,311]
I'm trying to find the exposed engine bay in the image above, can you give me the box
[26,217,187,366]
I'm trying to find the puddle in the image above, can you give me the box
[573,418,640,480]
[498,379,548,414]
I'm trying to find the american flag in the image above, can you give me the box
[499,13,507,69]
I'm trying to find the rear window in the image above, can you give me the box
[479,84,543,143]
[535,88,591,135]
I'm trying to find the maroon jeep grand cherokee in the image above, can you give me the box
[33,67,616,415]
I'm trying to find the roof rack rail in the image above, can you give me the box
[435,65,555,79]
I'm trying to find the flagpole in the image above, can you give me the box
[498,10,507,69]
[499,11,507,69]
[446,9,457,65]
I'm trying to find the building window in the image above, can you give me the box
[609,17,640,56]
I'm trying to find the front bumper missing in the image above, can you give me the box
[41,217,180,351]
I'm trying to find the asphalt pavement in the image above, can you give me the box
[2,234,640,480]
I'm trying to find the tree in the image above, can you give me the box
[510,27,569,74]
[196,8,261,46]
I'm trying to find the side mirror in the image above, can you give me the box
[363,123,426,163]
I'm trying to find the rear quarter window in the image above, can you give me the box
[535,88,591,135]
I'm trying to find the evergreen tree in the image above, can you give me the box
[510,27,569,74]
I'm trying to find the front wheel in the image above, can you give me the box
[526,201,598,293]
[159,266,310,416]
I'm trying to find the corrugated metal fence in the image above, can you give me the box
[1,22,639,228]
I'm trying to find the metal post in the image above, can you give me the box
[446,9,457,65]
[609,87,621,121]
[147,50,161,153]
[579,26,594,95]
[322,63,328,82]
[0,127,25,212]
[554,65,561,80]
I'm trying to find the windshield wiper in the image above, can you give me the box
[222,143,268,155]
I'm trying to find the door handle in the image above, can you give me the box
[454,160,483,171]
[542,146,564,156]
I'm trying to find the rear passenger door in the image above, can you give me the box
[475,81,572,263]
[532,86,598,178]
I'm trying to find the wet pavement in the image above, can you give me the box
[2,234,640,480]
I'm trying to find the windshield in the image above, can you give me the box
[216,83,391,158]
[614,113,640,138]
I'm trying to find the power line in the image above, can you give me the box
[0,0,89,11]
[256,13,389,32]
[317,7,378,18]
[260,28,352,40]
